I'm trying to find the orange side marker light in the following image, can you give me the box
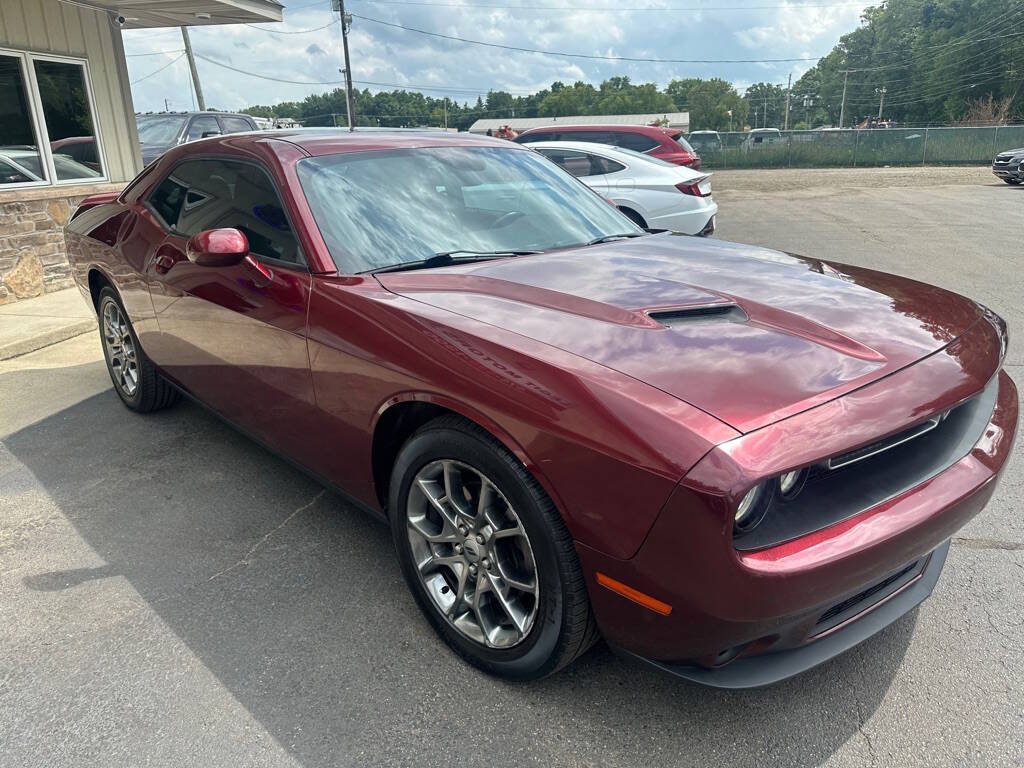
[596,572,672,616]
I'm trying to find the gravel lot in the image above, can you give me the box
[1,166,1021,768]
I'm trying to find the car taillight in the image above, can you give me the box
[675,176,711,197]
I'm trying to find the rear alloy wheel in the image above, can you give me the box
[97,287,179,412]
[389,415,598,679]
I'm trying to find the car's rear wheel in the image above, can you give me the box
[97,287,179,413]
[389,415,598,679]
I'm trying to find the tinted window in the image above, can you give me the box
[186,115,220,141]
[515,131,557,144]
[33,59,103,180]
[148,159,301,264]
[297,146,636,273]
[536,149,624,177]
[219,116,253,134]
[560,131,615,145]
[673,134,696,152]
[611,132,659,152]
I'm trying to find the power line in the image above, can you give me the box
[350,12,824,62]
[126,49,185,57]
[244,19,340,33]
[131,54,185,85]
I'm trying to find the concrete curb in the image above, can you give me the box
[0,318,97,361]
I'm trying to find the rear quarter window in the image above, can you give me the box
[611,132,659,152]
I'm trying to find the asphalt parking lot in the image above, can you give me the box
[1,166,1021,768]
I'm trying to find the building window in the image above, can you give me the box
[0,48,105,188]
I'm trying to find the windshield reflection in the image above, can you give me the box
[297,146,637,273]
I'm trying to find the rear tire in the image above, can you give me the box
[97,287,179,413]
[389,414,598,679]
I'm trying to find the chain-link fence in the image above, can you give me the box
[690,126,1024,169]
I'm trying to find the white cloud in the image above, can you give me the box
[123,2,875,113]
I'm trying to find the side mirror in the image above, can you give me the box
[201,130,222,138]
[186,228,249,267]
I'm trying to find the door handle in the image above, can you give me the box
[154,253,176,274]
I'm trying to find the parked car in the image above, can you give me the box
[992,147,1024,184]
[530,140,717,235]
[65,130,1016,687]
[743,127,783,149]
[0,147,101,184]
[135,111,259,166]
[687,130,723,153]
[50,136,102,172]
[514,123,701,168]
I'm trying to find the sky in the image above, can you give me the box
[123,0,875,115]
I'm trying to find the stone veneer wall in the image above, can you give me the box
[0,182,125,305]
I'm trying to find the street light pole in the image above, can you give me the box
[334,0,355,131]
[839,69,850,128]
[180,26,205,111]
[783,73,791,131]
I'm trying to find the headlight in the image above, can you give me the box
[734,482,772,532]
[778,468,807,499]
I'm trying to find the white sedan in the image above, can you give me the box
[528,140,718,235]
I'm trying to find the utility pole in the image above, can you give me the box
[783,73,792,130]
[333,0,355,131]
[443,97,448,131]
[876,86,887,119]
[180,26,205,111]
[164,98,171,113]
[838,69,850,128]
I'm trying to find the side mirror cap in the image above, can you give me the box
[185,228,249,267]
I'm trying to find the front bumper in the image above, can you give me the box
[612,540,949,689]
[992,160,1022,181]
[578,356,1018,687]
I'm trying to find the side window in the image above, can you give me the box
[613,132,659,152]
[219,116,254,134]
[590,156,626,174]
[536,149,596,178]
[186,115,220,142]
[150,158,301,265]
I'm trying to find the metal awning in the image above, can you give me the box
[57,0,283,28]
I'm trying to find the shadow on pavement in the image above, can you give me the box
[5,390,914,767]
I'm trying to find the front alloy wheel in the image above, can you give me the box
[407,459,539,649]
[390,415,598,679]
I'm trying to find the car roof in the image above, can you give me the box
[254,128,525,157]
[520,123,673,136]
[526,140,703,177]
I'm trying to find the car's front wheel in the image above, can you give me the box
[1004,178,1022,185]
[97,287,178,412]
[389,415,598,679]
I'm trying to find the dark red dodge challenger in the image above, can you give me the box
[65,130,1016,687]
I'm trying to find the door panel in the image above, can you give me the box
[143,157,317,456]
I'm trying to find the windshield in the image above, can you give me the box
[136,116,185,145]
[297,146,638,273]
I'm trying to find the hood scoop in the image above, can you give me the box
[649,304,748,327]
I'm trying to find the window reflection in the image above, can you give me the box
[0,54,45,184]
[33,58,103,181]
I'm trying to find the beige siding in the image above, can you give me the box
[0,0,142,183]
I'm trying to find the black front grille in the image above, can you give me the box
[815,560,921,633]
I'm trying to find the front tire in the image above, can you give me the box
[389,415,598,679]
[97,287,178,413]
[1004,178,1022,185]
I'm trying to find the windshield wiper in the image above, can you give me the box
[585,233,648,246]
[370,249,540,275]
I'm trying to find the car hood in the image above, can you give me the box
[376,234,983,432]
[998,147,1024,154]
